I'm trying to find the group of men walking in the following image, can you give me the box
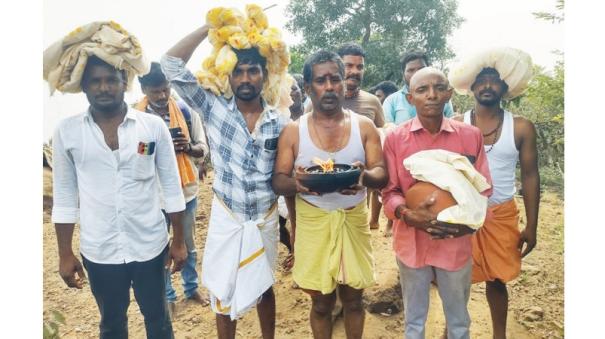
[46,18,539,339]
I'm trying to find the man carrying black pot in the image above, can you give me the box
[272,50,388,339]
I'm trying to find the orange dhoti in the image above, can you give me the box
[471,199,521,283]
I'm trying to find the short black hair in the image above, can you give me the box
[370,81,399,97]
[401,50,430,71]
[82,55,126,86]
[138,62,166,88]
[233,47,267,70]
[303,50,345,84]
[292,73,305,91]
[472,67,509,92]
[336,42,366,58]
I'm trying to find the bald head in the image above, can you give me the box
[406,66,453,119]
[408,66,449,91]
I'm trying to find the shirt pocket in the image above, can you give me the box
[132,154,155,180]
[258,148,277,175]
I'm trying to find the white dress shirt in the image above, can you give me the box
[51,106,186,264]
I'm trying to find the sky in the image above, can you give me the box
[42,0,564,141]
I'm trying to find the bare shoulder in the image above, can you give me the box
[280,120,300,139]
[354,113,379,134]
[513,115,537,136]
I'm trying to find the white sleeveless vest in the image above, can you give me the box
[464,110,519,205]
[295,111,366,210]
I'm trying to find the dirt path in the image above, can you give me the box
[43,168,563,338]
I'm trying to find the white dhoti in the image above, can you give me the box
[201,196,279,320]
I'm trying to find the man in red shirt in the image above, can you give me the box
[382,67,492,339]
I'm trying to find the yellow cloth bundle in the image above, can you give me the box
[197,4,292,113]
[292,196,375,294]
[135,97,196,187]
[43,21,149,94]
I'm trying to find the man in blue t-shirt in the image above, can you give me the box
[383,50,454,125]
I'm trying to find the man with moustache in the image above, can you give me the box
[383,50,454,125]
[382,67,492,339]
[272,50,388,339]
[51,55,187,338]
[136,62,210,315]
[161,24,288,339]
[333,42,386,234]
[450,48,539,339]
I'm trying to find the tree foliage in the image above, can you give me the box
[285,0,463,87]
[533,0,564,24]
[509,59,564,174]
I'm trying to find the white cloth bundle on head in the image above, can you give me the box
[448,47,533,100]
[403,150,491,229]
[43,21,149,94]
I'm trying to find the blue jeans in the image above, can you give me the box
[397,258,472,339]
[163,198,199,302]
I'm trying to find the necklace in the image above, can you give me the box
[471,109,503,153]
[311,112,348,160]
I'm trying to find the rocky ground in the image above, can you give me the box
[43,168,563,338]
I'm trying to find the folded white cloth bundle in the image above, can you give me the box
[448,47,533,100]
[403,149,491,229]
[43,21,149,94]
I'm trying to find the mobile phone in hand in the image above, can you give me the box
[169,127,182,138]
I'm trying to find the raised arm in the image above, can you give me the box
[166,25,211,63]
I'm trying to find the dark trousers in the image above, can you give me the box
[82,246,174,339]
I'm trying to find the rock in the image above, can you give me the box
[522,306,544,322]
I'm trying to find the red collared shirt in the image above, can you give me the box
[382,117,492,271]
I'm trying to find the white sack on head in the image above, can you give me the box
[448,47,533,100]
[403,149,491,229]
[43,21,149,95]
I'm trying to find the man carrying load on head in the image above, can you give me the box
[449,47,540,339]
[161,5,290,339]
[44,21,187,338]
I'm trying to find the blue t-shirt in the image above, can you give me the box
[383,84,454,125]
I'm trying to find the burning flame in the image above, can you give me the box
[312,157,334,173]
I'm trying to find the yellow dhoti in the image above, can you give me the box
[292,195,375,294]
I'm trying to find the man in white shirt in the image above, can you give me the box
[51,55,187,339]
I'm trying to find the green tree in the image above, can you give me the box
[288,46,306,74]
[285,0,463,87]
[509,59,564,175]
[533,0,564,23]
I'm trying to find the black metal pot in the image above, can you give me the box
[297,164,362,193]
